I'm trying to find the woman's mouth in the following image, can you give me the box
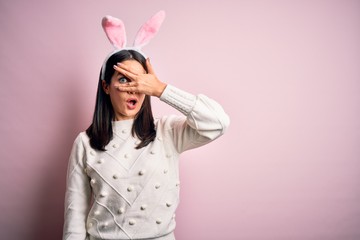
[126,98,138,110]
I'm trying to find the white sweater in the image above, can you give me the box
[63,85,230,240]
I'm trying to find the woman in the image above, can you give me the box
[63,13,229,240]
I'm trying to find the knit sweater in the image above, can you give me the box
[63,85,230,240]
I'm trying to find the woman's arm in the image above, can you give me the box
[158,84,230,152]
[113,58,230,153]
[63,134,92,240]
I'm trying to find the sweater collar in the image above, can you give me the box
[112,119,134,134]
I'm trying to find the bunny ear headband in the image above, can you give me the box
[101,10,166,80]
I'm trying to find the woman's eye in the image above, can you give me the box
[119,77,128,84]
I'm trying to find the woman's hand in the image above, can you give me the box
[113,58,167,98]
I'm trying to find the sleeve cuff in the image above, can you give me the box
[159,84,197,115]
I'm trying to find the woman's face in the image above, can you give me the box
[102,59,146,121]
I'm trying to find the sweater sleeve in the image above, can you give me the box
[159,84,230,153]
[63,133,91,240]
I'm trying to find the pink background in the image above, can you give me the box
[1,0,359,239]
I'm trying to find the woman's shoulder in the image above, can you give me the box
[72,131,90,146]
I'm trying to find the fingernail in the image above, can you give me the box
[117,62,122,66]
[113,65,117,69]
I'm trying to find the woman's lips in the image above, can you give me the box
[126,98,138,110]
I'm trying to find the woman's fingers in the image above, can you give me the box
[146,58,155,75]
[116,85,138,93]
[113,59,164,97]
[115,80,137,90]
[113,64,137,80]
[115,79,145,93]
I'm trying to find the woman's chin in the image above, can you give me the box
[115,109,140,120]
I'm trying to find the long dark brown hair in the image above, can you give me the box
[86,50,156,151]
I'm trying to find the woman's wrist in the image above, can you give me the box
[156,82,167,98]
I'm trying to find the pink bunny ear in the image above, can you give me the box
[102,15,127,49]
[133,10,165,48]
